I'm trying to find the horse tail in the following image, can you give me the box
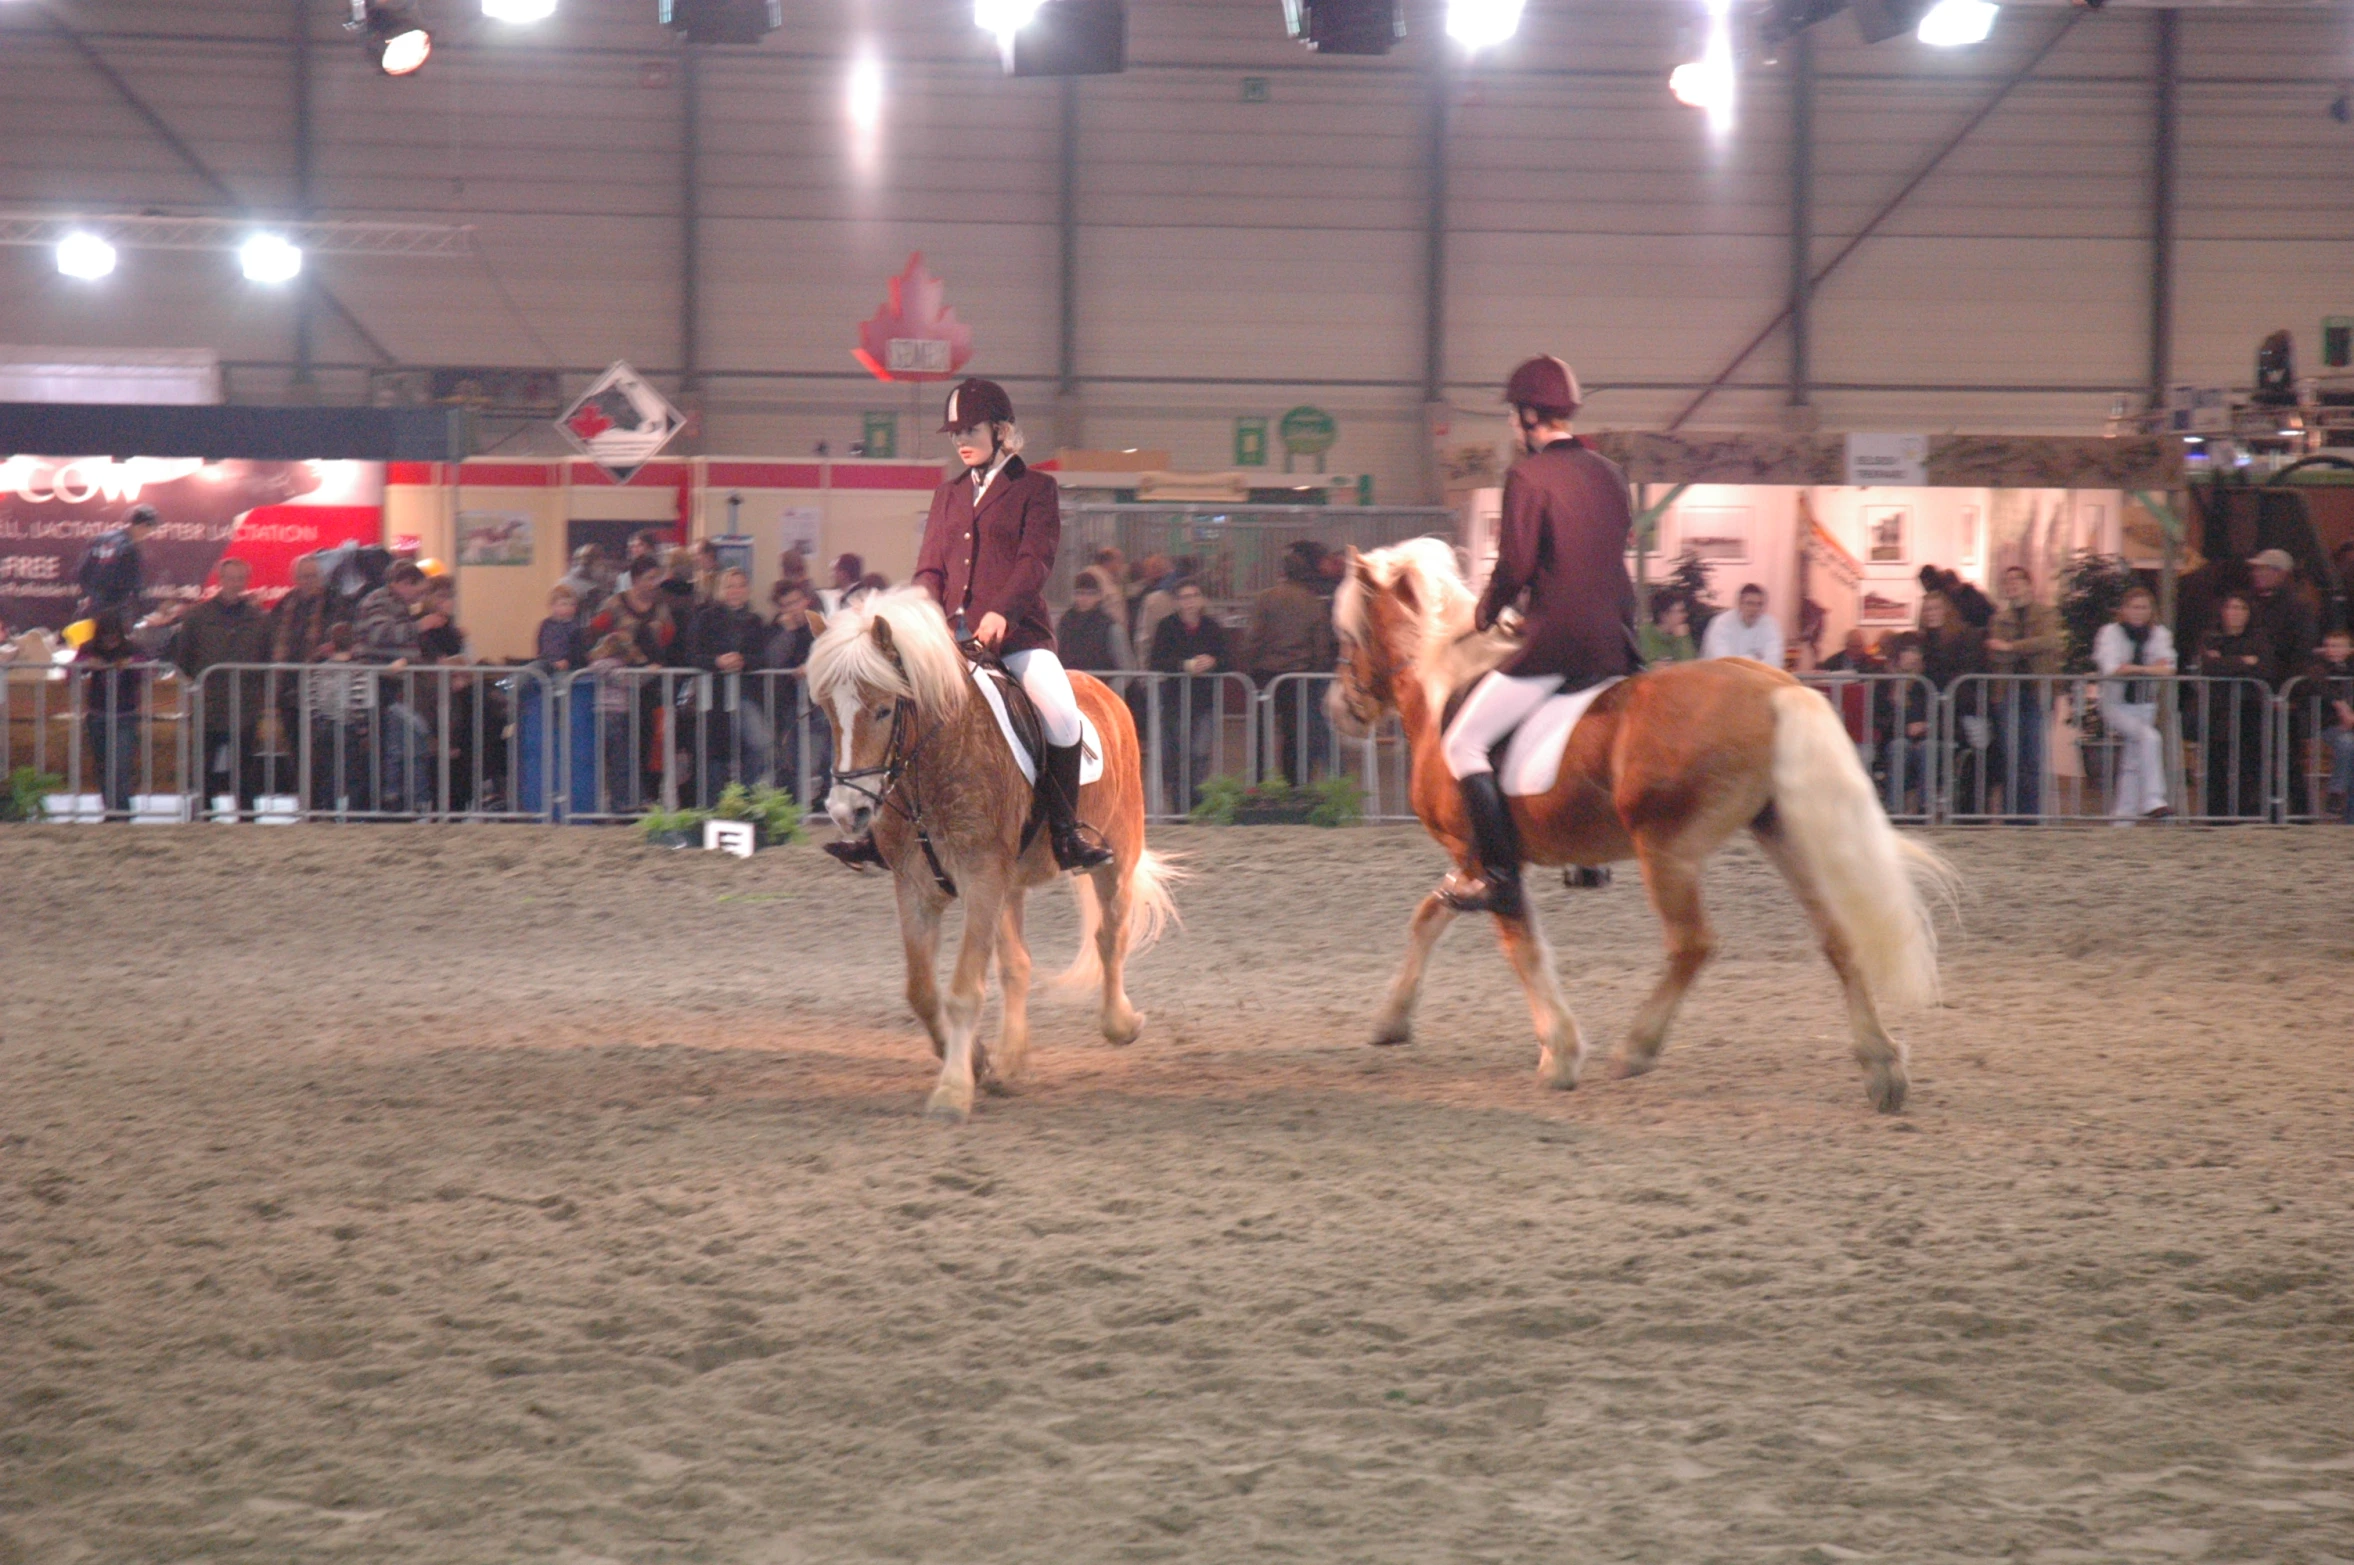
[1056,848,1184,990]
[1767,683,1955,1011]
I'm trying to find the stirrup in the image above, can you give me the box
[1051,822,1115,873]
[824,832,886,871]
[1437,867,1523,918]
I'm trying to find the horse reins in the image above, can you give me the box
[830,675,961,898]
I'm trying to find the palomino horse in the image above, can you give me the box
[807,588,1178,1121]
[1329,539,1953,1112]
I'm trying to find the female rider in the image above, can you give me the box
[825,377,1115,874]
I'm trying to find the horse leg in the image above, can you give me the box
[1612,835,1716,1079]
[1090,861,1145,1046]
[990,888,1032,1089]
[896,877,948,1059]
[928,877,1004,1123]
[1493,909,1589,1091]
[1370,891,1457,1046]
[1750,823,1908,1114]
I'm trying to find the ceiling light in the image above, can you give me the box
[975,0,1043,35]
[240,234,304,285]
[55,232,116,280]
[350,2,432,74]
[377,25,432,72]
[1670,2,1736,133]
[848,52,884,134]
[1445,0,1524,50]
[1917,0,1997,47]
[482,0,557,18]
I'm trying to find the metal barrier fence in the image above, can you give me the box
[1057,504,1454,610]
[16,659,2354,828]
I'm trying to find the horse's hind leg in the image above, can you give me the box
[990,889,1032,1089]
[1371,891,1456,1046]
[1749,822,1907,1114]
[1493,910,1588,1091]
[1612,833,1717,1079]
[896,877,948,1059]
[1090,862,1145,1046]
[928,878,1003,1123]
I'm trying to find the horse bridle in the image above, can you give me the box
[832,682,961,897]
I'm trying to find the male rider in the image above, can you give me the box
[1436,357,1637,918]
[824,377,1114,875]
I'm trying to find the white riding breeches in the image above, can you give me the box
[1441,670,1564,780]
[1003,647,1086,748]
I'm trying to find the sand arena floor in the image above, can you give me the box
[1,823,2350,1564]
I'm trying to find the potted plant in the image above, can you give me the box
[1189,774,1363,827]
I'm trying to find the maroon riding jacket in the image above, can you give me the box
[1475,437,1639,688]
[911,456,1060,656]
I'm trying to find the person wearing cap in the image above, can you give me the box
[75,504,160,619]
[1436,356,1638,917]
[2246,548,2316,681]
[1245,541,1338,786]
[823,377,1114,875]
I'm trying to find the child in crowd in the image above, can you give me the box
[537,584,589,671]
[587,631,648,812]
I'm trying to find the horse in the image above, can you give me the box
[806,588,1179,1121]
[1329,539,1954,1113]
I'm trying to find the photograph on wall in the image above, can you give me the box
[1863,503,1909,568]
[1957,505,1983,571]
[1858,581,1921,626]
[457,510,534,566]
[1673,505,1751,566]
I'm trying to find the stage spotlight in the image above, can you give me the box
[1917,0,1997,46]
[1446,0,1523,51]
[658,0,782,44]
[348,2,432,74]
[482,0,557,20]
[975,0,1043,36]
[1282,0,1404,55]
[55,232,116,281]
[1003,0,1125,75]
[240,234,304,285]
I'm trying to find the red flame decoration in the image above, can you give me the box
[853,253,975,383]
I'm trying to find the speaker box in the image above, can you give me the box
[1006,0,1126,75]
[658,0,782,45]
[1283,0,1404,55]
[1851,0,1930,43]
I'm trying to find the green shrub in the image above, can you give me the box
[1188,774,1362,828]
[636,784,804,846]
[4,767,65,823]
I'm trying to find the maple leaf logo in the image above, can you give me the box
[853,252,975,383]
[565,402,614,440]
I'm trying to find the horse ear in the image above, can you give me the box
[1390,570,1420,615]
[869,616,896,656]
[1350,548,1378,591]
[804,609,827,638]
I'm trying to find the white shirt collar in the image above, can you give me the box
[970,451,1013,502]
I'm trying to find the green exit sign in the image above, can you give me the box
[860,411,897,459]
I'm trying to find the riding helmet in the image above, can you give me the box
[1503,356,1581,420]
[940,377,1016,433]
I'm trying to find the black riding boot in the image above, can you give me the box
[1437,771,1526,918]
[824,831,886,870]
[1044,740,1115,873]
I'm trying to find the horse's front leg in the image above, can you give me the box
[1493,908,1589,1090]
[1371,891,1457,1046]
[896,875,949,1059]
[990,888,1032,1089]
[928,874,1005,1123]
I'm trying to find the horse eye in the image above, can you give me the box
[873,705,893,721]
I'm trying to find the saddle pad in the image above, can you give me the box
[1499,677,1623,798]
[970,665,1104,788]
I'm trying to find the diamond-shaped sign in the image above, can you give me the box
[557,361,686,482]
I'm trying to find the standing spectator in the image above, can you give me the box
[2300,625,2354,822]
[1918,565,1993,631]
[75,609,149,815]
[1917,590,1990,809]
[1699,583,1785,664]
[537,584,589,671]
[689,566,773,795]
[2095,584,2176,822]
[2194,591,2279,818]
[1244,542,1337,785]
[1147,578,1229,812]
[354,562,436,811]
[1819,628,1881,673]
[689,539,723,605]
[587,562,681,807]
[417,577,466,663]
[765,579,825,803]
[623,530,666,580]
[1984,564,2061,820]
[584,631,652,812]
[2245,548,2317,679]
[558,544,608,621]
[270,554,338,666]
[75,504,160,620]
[1056,569,1131,673]
[823,552,865,613]
[303,622,376,814]
[1089,546,1133,646]
[357,562,431,664]
[1874,636,1935,815]
[177,558,273,814]
[1132,554,1183,662]
[1639,595,1697,665]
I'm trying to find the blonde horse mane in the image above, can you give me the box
[805,586,971,721]
[1335,536,1510,702]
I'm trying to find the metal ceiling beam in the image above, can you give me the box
[0,212,476,256]
[2149,7,2179,400]
[1665,9,2085,431]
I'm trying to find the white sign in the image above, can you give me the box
[1845,432,1928,488]
[779,505,822,562]
[884,338,953,375]
[557,361,686,482]
[703,820,757,859]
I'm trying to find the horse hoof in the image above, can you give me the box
[1369,1017,1413,1047]
[1103,1011,1144,1047]
[1608,1048,1660,1081]
[1867,1067,1908,1115]
[1537,1053,1582,1092]
[924,1091,971,1123]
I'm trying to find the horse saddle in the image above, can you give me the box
[963,654,1105,790]
[1440,675,1626,799]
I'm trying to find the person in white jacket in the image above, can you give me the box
[2093,584,2176,821]
[1700,583,1786,665]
